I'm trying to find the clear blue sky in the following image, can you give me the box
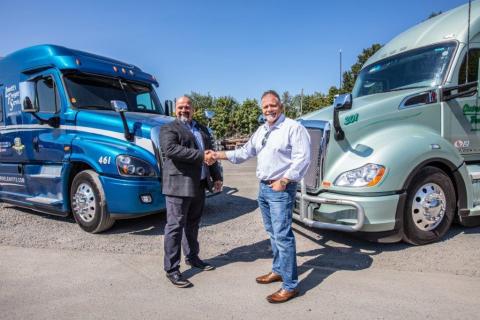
[0,0,468,102]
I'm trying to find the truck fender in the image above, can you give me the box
[327,125,465,193]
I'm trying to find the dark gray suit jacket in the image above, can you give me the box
[160,119,223,197]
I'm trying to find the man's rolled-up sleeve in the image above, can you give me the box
[283,125,311,181]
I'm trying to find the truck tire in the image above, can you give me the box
[70,170,115,233]
[403,166,455,245]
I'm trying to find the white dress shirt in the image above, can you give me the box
[225,114,311,182]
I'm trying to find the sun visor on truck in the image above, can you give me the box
[21,54,159,87]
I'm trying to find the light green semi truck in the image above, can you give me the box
[295,1,480,245]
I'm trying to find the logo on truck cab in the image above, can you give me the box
[462,104,480,130]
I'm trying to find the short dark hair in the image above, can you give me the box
[261,90,281,102]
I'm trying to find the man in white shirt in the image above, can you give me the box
[214,90,311,303]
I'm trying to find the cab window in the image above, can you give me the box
[136,92,157,112]
[36,76,59,113]
[458,49,480,84]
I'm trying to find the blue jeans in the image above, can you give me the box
[258,181,298,291]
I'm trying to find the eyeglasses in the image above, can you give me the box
[261,130,271,147]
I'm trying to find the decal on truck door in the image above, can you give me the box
[12,137,25,155]
[462,103,480,130]
[5,85,21,117]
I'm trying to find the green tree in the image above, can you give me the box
[210,96,238,138]
[342,43,382,93]
[188,92,215,127]
[281,91,298,119]
[232,98,261,136]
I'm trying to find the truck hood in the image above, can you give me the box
[299,88,425,124]
[75,110,174,139]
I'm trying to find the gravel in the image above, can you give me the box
[1,159,479,278]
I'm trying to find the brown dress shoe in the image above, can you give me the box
[266,288,299,303]
[255,272,282,284]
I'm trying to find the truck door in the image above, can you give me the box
[0,84,28,199]
[27,72,65,162]
[443,45,480,161]
[22,71,67,206]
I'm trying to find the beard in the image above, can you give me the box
[179,114,190,123]
[264,113,278,123]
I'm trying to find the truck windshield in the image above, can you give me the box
[63,73,164,114]
[352,42,456,98]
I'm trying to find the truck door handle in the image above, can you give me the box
[33,137,39,152]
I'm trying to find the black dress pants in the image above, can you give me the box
[164,185,206,274]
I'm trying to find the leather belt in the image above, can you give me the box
[260,179,295,185]
[260,180,274,184]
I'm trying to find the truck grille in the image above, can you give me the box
[301,121,330,192]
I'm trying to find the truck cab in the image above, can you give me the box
[0,45,173,233]
[295,2,480,244]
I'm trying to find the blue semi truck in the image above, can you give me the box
[0,45,174,233]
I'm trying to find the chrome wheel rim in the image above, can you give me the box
[411,183,446,231]
[72,183,96,223]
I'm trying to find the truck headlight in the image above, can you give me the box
[116,155,156,177]
[334,163,385,187]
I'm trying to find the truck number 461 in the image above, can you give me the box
[98,156,112,165]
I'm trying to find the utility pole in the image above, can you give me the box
[300,88,304,115]
[339,49,343,90]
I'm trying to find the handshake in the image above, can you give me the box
[204,150,220,166]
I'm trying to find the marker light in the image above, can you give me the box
[140,194,153,204]
[113,66,118,72]
[334,164,386,187]
[75,58,81,66]
[121,68,126,74]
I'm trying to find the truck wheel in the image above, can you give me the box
[403,166,455,245]
[70,170,115,233]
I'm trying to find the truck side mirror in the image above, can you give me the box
[204,109,215,119]
[333,93,353,141]
[19,81,38,113]
[110,100,133,141]
[111,100,128,112]
[164,100,173,116]
[334,93,352,110]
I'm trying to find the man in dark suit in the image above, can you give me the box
[160,96,223,288]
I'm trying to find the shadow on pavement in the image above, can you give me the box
[184,221,480,295]
[184,234,373,295]
[107,186,257,235]
[3,205,76,223]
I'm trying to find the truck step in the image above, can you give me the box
[25,197,61,205]
[28,174,61,179]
